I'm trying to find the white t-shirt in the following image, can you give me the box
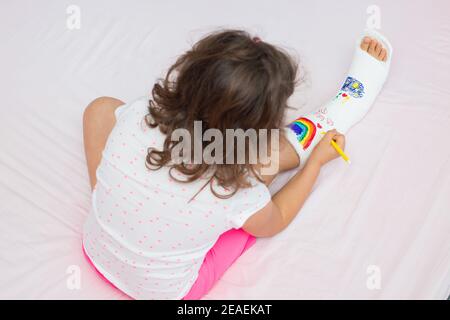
[83,97,271,300]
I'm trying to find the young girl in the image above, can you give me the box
[82,29,391,299]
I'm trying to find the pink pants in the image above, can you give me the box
[182,228,256,299]
[83,228,256,300]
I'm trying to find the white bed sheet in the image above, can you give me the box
[0,0,449,299]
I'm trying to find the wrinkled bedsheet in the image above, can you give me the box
[0,0,449,299]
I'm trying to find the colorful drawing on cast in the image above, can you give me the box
[289,117,316,150]
[341,76,365,98]
[333,76,365,103]
[335,92,351,103]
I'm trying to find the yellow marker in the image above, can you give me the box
[320,131,351,164]
[330,139,351,164]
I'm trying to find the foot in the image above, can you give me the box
[360,37,388,62]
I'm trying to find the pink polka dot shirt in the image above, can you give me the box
[83,97,271,299]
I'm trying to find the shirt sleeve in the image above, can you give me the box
[114,103,130,120]
[226,180,272,229]
[114,96,149,121]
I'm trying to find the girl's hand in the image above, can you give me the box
[307,129,346,167]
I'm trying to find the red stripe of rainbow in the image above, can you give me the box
[289,117,316,150]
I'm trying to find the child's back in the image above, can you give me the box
[83,97,270,299]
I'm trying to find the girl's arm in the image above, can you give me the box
[83,96,125,189]
[243,130,345,237]
[257,134,300,186]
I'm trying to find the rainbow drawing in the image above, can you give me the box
[289,117,316,150]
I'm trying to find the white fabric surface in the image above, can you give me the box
[0,0,449,299]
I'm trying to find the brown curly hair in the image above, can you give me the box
[145,29,298,198]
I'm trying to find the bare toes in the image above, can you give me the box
[361,36,388,62]
[375,42,382,56]
[379,48,387,61]
[360,36,371,51]
[368,39,377,55]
